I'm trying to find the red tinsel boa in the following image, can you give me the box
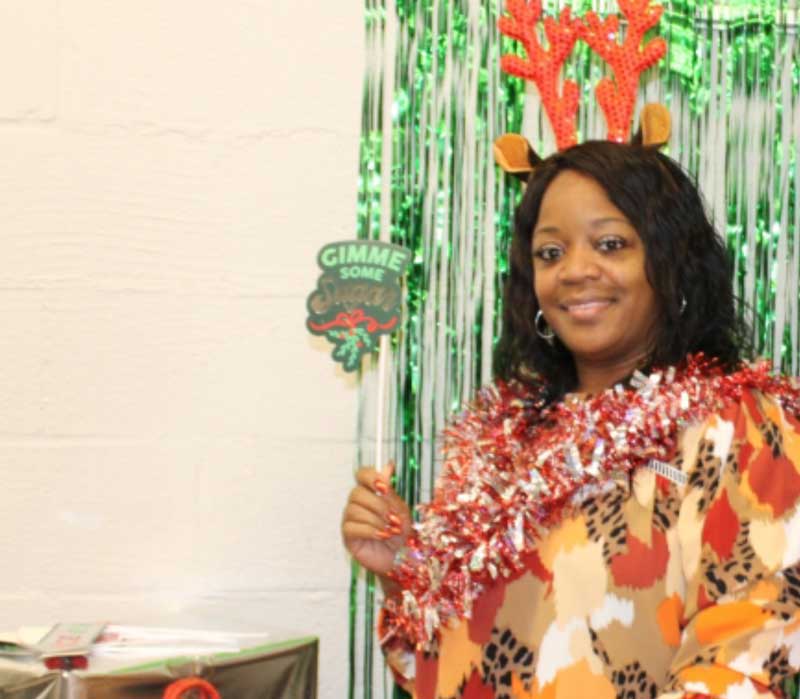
[384,356,800,648]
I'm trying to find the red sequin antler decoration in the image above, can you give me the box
[578,0,667,142]
[498,0,581,150]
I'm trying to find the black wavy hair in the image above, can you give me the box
[493,140,749,400]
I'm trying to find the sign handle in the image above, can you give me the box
[375,334,390,475]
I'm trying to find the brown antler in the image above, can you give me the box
[498,0,581,150]
[578,0,667,142]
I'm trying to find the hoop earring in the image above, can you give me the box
[680,295,687,316]
[535,310,555,344]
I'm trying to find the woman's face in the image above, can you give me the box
[532,170,659,366]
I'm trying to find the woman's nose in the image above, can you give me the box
[557,246,601,282]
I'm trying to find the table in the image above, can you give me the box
[0,631,317,699]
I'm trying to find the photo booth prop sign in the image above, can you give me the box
[306,241,411,372]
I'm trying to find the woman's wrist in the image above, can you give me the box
[378,573,401,599]
[378,545,411,598]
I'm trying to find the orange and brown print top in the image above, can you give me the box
[380,381,800,698]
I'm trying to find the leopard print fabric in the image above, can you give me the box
[381,389,800,699]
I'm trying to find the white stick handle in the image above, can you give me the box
[374,333,390,473]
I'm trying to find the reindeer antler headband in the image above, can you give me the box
[495,0,670,178]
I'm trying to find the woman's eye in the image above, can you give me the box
[534,245,562,262]
[597,237,626,252]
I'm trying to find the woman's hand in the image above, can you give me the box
[341,465,412,577]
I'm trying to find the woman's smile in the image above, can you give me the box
[559,296,614,320]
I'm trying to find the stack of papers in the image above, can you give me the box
[93,625,271,658]
[0,624,274,672]
[0,627,52,659]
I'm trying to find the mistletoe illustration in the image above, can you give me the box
[328,326,375,371]
[308,309,397,372]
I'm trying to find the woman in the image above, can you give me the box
[342,141,800,699]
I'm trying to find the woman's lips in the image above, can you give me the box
[560,299,613,320]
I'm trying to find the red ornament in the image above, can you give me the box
[163,678,220,699]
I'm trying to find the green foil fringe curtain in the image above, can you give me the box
[350,1,800,697]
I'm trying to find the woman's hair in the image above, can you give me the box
[493,140,749,399]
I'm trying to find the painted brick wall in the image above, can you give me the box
[0,2,362,696]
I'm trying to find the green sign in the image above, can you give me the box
[306,241,411,372]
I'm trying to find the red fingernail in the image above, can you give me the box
[386,513,401,526]
[374,479,388,495]
[375,530,392,540]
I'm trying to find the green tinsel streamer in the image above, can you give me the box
[350,1,800,698]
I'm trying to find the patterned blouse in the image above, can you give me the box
[381,388,800,699]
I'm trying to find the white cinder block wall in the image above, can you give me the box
[0,2,362,697]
